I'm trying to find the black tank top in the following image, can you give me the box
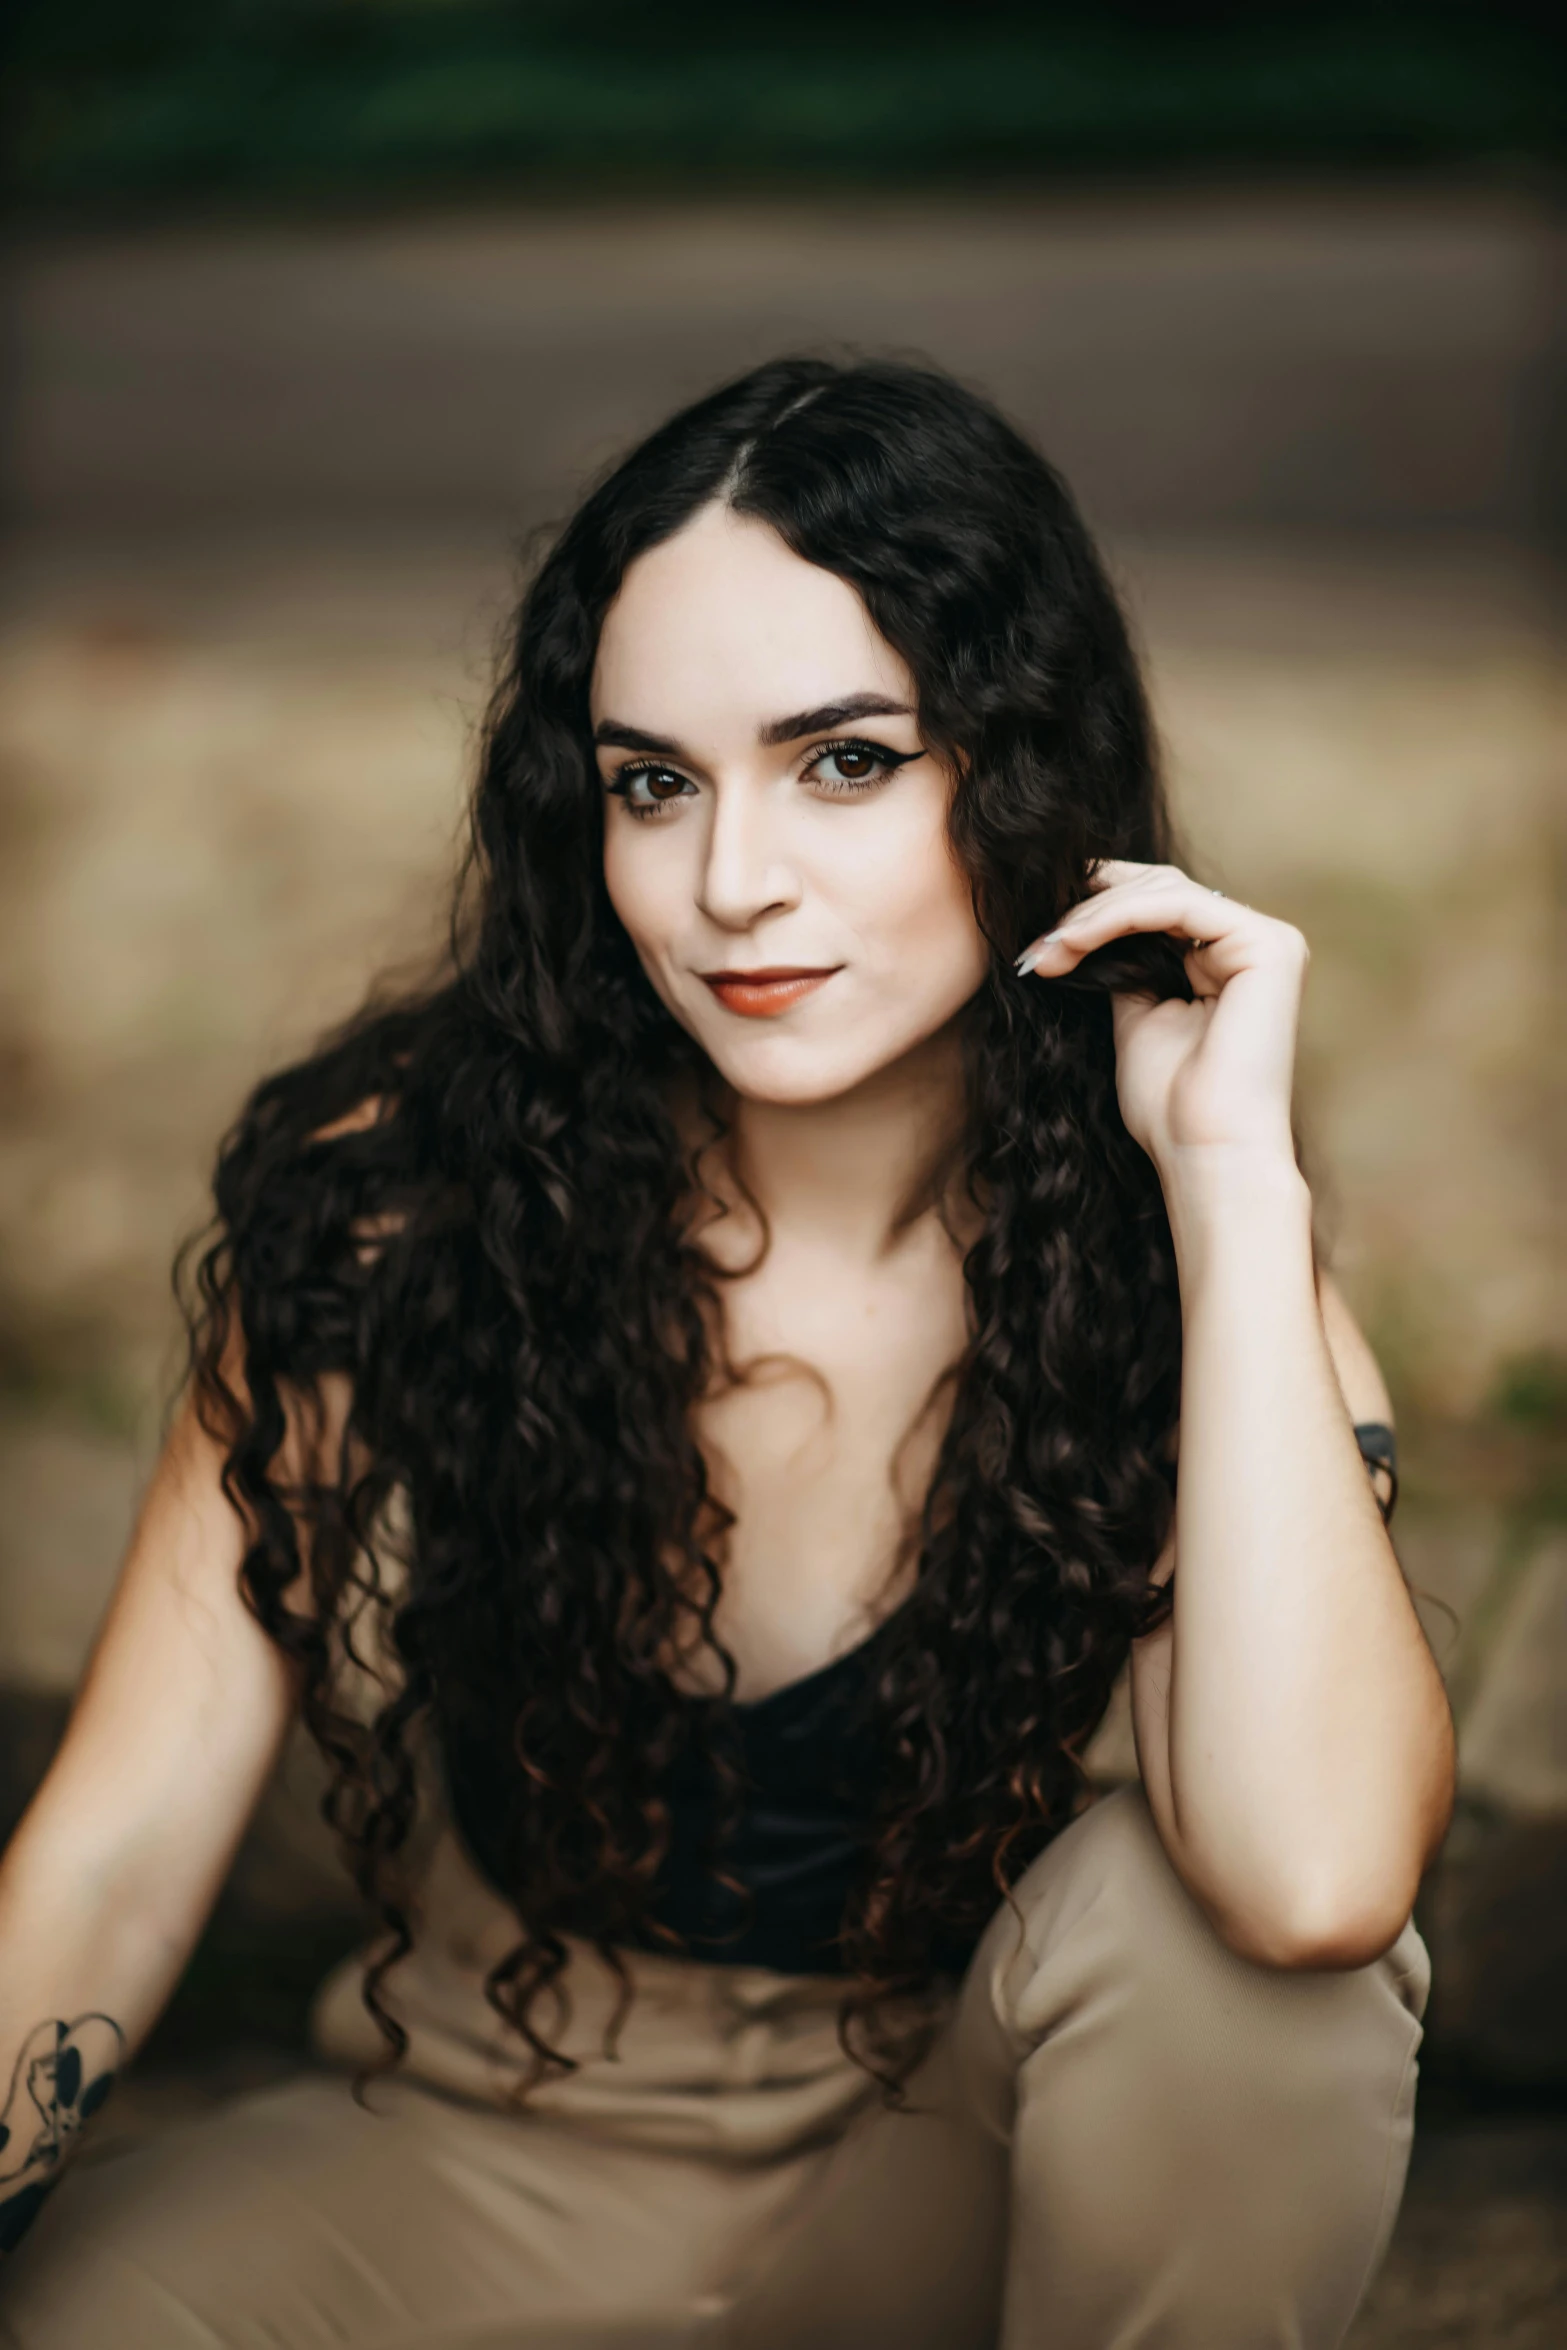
[441,1422,1398,1978]
[442,1621,891,1978]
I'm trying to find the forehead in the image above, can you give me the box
[590,504,912,729]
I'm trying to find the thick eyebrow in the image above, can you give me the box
[758,693,915,746]
[592,693,915,762]
[593,720,682,755]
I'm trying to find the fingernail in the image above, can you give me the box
[1014,932,1062,977]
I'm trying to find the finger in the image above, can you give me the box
[1038,864,1249,942]
[1015,873,1270,977]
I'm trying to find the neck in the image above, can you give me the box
[717,1019,971,1262]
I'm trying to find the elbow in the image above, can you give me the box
[1209,1873,1419,1973]
[1177,1745,1456,1976]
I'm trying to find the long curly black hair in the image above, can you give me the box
[187,356,1188,2086]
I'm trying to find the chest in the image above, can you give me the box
[691,1229,969,1700]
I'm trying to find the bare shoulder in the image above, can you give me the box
[1315,1269,1393,1427]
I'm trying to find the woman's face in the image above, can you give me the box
[593,504,990,1107]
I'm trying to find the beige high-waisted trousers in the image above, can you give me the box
[0,1788,1429,2350]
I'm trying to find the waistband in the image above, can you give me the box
[309,1828,887,2161]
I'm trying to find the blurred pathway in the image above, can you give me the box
[11,189,1546,539]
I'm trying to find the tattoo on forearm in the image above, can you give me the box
[0,2014,123,2254]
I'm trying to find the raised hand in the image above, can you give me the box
[1017,860,1309,1175]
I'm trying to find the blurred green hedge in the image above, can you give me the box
[10,2,1564,210]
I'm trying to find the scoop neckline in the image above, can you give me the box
[730,1603,906,1715]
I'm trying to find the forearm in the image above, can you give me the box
[0,1388,306,2253]
[1156,1147,1454,1963]
[0,1808,207,2252]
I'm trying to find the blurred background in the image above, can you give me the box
[2,4,1564,2338]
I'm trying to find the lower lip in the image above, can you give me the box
[702,971,839,1019]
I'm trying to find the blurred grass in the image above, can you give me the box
[1491,1352,1567,1438]
[1394,1351,1567,1532]
[11,1,1564,213]
[1393,1349,1567,1724]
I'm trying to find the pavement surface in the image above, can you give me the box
[1349,2113,1567,2348]
[11,188,1551,544]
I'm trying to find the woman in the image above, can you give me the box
[0,358,1452,2348]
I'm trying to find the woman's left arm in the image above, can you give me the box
[1020,862,1456,1969]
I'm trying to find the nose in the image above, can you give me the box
[696,780,801,932]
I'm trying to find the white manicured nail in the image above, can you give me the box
[1014,932,1062,977]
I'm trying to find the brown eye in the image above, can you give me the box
[611,764,697,815]
[808,740,909,794]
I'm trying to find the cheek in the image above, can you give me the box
[603,827,682,957]
[835,795,988,998]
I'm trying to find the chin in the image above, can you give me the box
[723,1060,874,1108]
[692,1018,946,1108]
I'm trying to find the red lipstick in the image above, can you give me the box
[700,966,840,1019]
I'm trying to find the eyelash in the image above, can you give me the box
[605,737,915,821]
